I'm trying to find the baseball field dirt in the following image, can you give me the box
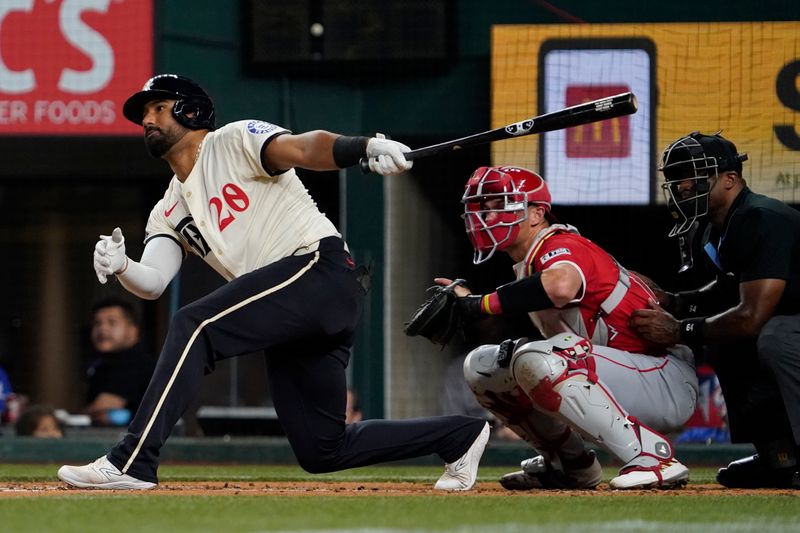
[1,480,798,497]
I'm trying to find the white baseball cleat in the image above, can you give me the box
[58,456,156,490]
[609,458,689,489]
[434,422,490,491]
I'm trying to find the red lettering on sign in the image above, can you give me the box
[0,0,153,135]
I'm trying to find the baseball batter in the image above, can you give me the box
[440,165,698,489]
[57,74,489,490]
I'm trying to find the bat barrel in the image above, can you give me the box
[358,91,637,173]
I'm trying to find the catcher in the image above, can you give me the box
[406,165,699,490]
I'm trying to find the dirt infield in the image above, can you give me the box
[0,481,797,497]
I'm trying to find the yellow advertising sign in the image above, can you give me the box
[492,22,800,204]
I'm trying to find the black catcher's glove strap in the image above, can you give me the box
[404,279,467,347]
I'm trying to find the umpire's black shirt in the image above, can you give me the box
[702,187,800,316]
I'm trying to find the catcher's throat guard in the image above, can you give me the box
[676,221,699,274]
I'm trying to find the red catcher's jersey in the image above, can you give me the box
[516,225,662,355]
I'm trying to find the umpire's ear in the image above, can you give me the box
[719,171,739,190]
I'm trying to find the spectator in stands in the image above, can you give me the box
[0,365,13,424]
[85,297,157,426]
[0,367,19,425]
[15,405,63,438]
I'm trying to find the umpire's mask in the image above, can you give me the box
[659,131,747,237]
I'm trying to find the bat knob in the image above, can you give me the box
[359,157,372,174]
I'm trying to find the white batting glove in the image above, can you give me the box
[93,227,127,284]
[366,133,413,176]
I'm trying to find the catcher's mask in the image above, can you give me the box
[123,74,216,130]
[659,131,747,237]
[462,166,553,264]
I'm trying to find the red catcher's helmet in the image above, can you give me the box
[462,166,552,264]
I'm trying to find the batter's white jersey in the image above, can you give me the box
[145,120,340,280]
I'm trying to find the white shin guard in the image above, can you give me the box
[509,333,673,467]
[463,343,589,463]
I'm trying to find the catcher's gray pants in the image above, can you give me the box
[107,237,485,482]
[710,314,800,446]
[465,339,698,462]
[589,344,699,432]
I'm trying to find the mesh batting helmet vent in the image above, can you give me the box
[462,166,553,264]
[659,131,748,237]
[123,74,216,130]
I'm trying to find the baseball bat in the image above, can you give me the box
[359,91,638,173]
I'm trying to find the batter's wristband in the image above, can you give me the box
[332,136,369,168]
[496,272,554,313]
[679,317,706,345]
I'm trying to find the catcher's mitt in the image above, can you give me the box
[404,279,467,346]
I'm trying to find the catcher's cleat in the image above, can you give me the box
[609,457,689,490]
[434,422,490,491]
[58,456,156,490]
[716,454,798,489]
[500,451,602,490]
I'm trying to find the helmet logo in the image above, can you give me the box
[143,74,178,91]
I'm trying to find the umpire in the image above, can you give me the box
[632,131,800,489]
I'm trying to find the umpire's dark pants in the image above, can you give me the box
[708,314,800,448]
[108,237,484,482]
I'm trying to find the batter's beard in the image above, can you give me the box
[144,127,185,159]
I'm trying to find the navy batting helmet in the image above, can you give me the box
[123,74,215,130]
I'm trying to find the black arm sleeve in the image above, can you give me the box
[495,272,555,313]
